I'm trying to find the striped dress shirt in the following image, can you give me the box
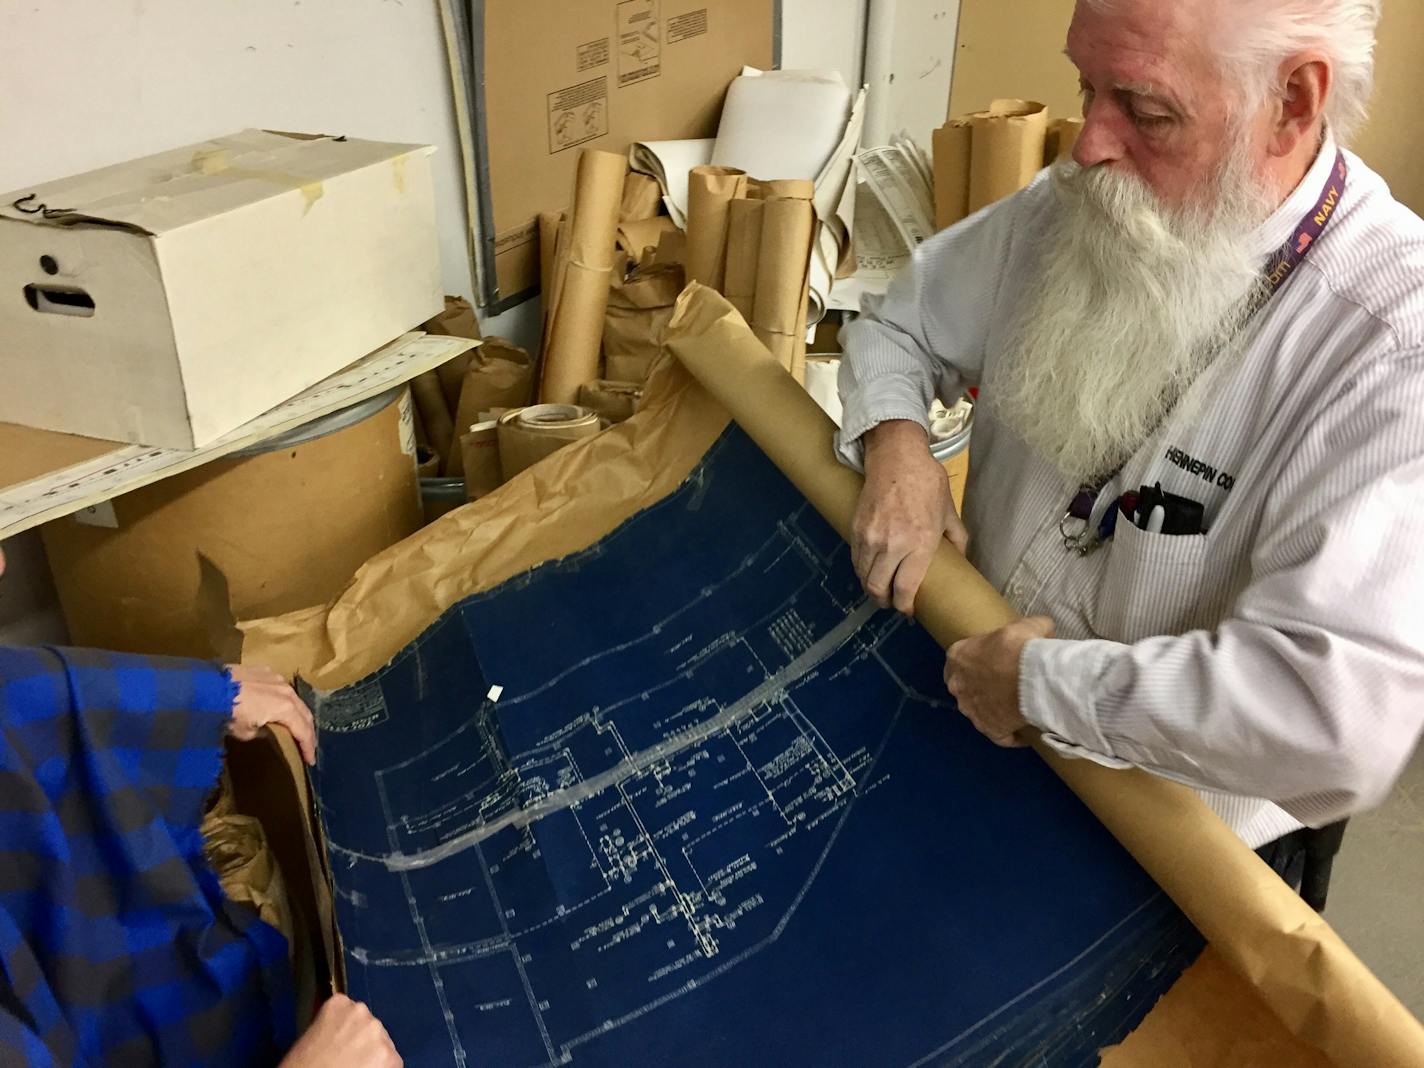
[837,138,1424,847]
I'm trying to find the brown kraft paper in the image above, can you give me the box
[578,380,643,424]
[421,296,484,412]
[968,99,1049,214]
[604,261,685,384]
[685,165,749,291]
[932,118,974,230]
[658,286,1424,1068]
[723,197,765,322]
[620,171,664,222]
[447,338,534,477]
[617,216,679,265]
[459,421,503,501]
[538,150,627,405]
[751,180,816,382]
[496,404,603,482]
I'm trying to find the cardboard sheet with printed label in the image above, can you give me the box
[470,0,778,307]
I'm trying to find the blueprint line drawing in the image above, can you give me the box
[308,428,1201,1067]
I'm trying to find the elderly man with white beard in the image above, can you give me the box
[838,0,1424,892]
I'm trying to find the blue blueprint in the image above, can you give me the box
[307,426,1202,1067]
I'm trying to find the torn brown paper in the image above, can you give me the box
[578,380,644,424]
[421,296,484,412]
[967,99,1049,214]
[932,118,974,230]
[496,404,603,482]
[685,166,750,290]
[604,262,685,385]
[660,285,1424,1068]
[538,150,627,405]
[447,338,534,477]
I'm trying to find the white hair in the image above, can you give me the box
[987,144,1273,484]
[1084,0,1381,143]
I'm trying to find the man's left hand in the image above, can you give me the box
[945,617,1056,747]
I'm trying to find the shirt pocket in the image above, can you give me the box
[1090,519,1211,643]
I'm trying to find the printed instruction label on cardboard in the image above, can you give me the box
[667,9,710,43]
[577,37,611,71]
[617,0,662,86]
[547,77,610,154]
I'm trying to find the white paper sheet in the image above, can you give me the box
[711,69,854,182]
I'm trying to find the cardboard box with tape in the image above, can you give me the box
[0,130,442,448]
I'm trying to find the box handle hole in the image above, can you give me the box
[23,284,95,318]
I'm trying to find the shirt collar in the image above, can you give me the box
[1250,127,1340,260]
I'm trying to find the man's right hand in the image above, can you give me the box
[280,994,402,1068]
[852,420,969,616]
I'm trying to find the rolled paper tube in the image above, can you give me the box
[1050,117,1085,163]
[722,198,765,323]
[663,283,1424,1068]
[968,99,1049,213]
[410,371,455,472]
[538,150,627,405]
[496,404,603,482]
[685,165,749,292]
[750,180,816,376]
[460,421,503,501]
[932,118,974,229]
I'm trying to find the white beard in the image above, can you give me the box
[986,149,1274,485]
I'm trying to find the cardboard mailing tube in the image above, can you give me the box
[664,284,1424,1068]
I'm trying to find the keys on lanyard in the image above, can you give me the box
[1059,483,1122,556]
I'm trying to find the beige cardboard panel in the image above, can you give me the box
[538,150,627,405]
[948,0,1081,123]
[660,285,1424,1068]
[482,0,775,299]
[1352,0,1424,215]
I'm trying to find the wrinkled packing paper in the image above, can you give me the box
[241,287,1424,1068]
